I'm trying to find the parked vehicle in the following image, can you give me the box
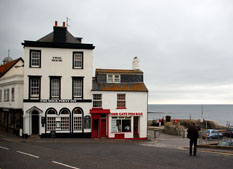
[202,129,223,139]
[218,141,233,146]
[226,126,233,138]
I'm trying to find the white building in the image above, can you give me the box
[22,21,94,137]
[0,57,24,133]
[21,21,148,139]
[91,57,148,139]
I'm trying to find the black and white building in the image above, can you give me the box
[22,21,94,137]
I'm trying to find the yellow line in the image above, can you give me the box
[178,146,233,156]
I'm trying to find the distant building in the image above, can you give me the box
[0,57,24,133]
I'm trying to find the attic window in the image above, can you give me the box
[107,74,120,83]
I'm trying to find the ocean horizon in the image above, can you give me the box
[148,104,233,126]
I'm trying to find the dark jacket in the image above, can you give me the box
[187,126,198,140]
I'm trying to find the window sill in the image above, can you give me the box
[116,107,127,109]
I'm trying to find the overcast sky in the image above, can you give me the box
[1,0,233,104]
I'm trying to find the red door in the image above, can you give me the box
[93,119,99,138]
[101,119,107,137]
[134,116,139,138]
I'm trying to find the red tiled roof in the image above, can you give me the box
[0,58,23,78]
[96,68,143,74]
[96,83,148,92]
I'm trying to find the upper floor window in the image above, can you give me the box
[50,77,61,100]
[11,88,15,102]
[29,76,41,100]
[72,77,83,99]
[117,94,126,109]
[73,52,83,69]
[107,74,120,83]
[30,50,41,68]
[4,89,9,102]
[0,89,2,102]
[93,94,102,108]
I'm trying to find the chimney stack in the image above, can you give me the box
[132,57,139,70]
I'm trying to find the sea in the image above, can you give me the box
[148,104,233,126]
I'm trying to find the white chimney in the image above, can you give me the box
[132,57,139,70]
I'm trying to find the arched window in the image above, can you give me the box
[84,115,91,129]
[59,108,70,131]
[73,107,83,131]
[46,108,57,131]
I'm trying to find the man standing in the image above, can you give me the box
[187,123,199,156]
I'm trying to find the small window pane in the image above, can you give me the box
[93,94,102,107]
[73,53,83,68]
[30,51,40,67]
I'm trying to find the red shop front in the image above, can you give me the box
[90,108,110,139]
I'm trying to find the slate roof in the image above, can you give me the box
[0,58,23,78]
[92,81,148,92]
[93,68,148,92]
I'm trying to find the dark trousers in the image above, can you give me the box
[189,139,197,156]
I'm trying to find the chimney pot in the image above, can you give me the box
[55,21,58,27]
[63,22,66,27]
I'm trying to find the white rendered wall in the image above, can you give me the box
[0,60,24,109]
[23,47,93,100]
[23,47,93,135]
[92,91,148,138]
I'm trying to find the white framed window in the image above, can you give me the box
[47,117,56,131]
[73,107,83,131]
[117,94,126,108]
[4,89,9,102]
[111,117,131,133]
[61,117,70,130]
[11,88,15,102]
[0,89,2,102]
[74,117,82,130]
[107,74,120,83]
[29,76,40,99]
[73,77,83,99]
[50,77,61,99]
[93,94,102,108]
[30,50,41,68]
[73,52,83,69]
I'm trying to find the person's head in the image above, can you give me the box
[192,123,195,126]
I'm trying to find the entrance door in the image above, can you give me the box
[101,119,107,138]
[32,111,39,134]
[92,119,99,138]
[134,116,139,138]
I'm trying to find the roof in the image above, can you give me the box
[0,58,24,78]
[22,26,95,49]
[92,81,148,92]
[96,69,143,74]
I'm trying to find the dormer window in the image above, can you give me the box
[107,74,120,83]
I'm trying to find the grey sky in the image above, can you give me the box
[1,0,233,104]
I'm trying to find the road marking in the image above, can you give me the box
[52,161,80,169]
[0,137,14,142]
[178,146,233,156]
[16,151,39,158]
[0,146,9,150]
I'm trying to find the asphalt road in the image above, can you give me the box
[0,136,232,169]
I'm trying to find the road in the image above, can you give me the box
[0,135,232,169]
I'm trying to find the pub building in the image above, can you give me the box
[21,21,148,139]
[91,57,148,139]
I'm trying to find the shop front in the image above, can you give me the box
[90,108,110,139]
[108,112,145,139]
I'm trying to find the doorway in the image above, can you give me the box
[92,119,99,138]
[101,119,107,138]
[134,116,139,138]
[32,111,39,134]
